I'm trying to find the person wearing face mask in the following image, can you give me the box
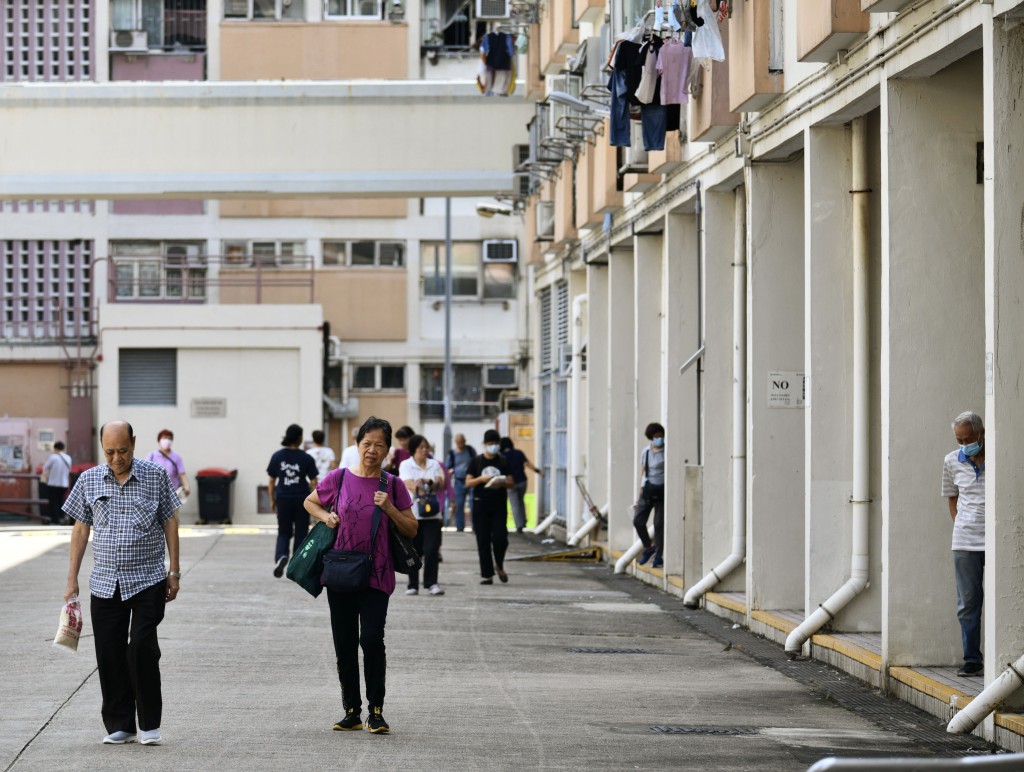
[633,422,666,568]
[466,429,514,584]
[941,411,987,678]
[145,429,190,503]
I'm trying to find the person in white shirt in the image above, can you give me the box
[941,410,986,678]
[340,428,360,470]
[41,441,72,524]
[307,430,336,481]
[398,435,446,596]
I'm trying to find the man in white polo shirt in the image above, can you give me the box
[941,410,986,677]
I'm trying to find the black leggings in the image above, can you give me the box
[633,493,664,555]
[408,519,443,589]
[327,588,389,711]
[473,504,509,578]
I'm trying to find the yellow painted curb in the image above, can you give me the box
[706,592,747,615]
[995,712,1024,734]
[666,575,685,590]
[811,634,882,671]
[750,609,798,635]
[889,667,971,708]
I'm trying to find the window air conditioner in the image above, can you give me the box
[475,0,510,20]
[513,172,533,198]
[484,365,518,388]
[582,37,606,90]
[110,29,149,52]
[621,121,648,173]
[513,144,531,173]
[536,201,555,241]
[483,240,518,263]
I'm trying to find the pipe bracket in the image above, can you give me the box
[817,603,836,622]
[848,497,873,504]
[1007,661,1024,685]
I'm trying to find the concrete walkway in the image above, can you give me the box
[0,526,1001,771]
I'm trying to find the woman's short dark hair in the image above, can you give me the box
[157,428,174,441]
[407,434,428,456]
[357,416,393,448]
[281,424,303,447]
[644,422,665,440]
[54,441,65,451]
[395,425,415,441]
[499,437,514,452]
[312,430,325,444]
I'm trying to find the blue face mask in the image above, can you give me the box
[960,440,982,458]
[652,437,664,448]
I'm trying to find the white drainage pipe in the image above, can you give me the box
[684,186,747,608]
[785,116,871,655]
[947,654,1024,734]
[567,505,607,546]
[529,511,559,536]
[613,524,656,573]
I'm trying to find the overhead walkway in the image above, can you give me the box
[0,81,532,199]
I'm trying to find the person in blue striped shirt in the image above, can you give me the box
[63,420,181,746]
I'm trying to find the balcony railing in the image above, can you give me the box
[0,296,96,343]
[107,255,315,304]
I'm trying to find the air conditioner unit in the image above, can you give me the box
[536,201,555,241]
[620,122,648,173]
[557,344,573,375]
[582,36,606,90]
[483,240,518,263]
[513,144,530,173]
[513,172,533,198]
[475,0,510,19]
[110,29,148,52]
[485,365,518,388]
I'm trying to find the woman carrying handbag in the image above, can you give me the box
[304,417,416,735]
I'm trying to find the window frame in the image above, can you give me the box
[323,0,382,19]
[349,363,406,392]
[420,241,517,301]
[321,239,406,268]
[224,0,303,21]
[221,240,306,267]
[110,241,207,301]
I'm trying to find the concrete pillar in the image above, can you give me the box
[746,159,805,611]
[585,262,609,520]
[662,211,701,580]
[635,233,664,554]
[880,53,984,666]
[983,19,1024,696]
[607,248,636,552]
[699,189,738,591]
[803,123,882,632]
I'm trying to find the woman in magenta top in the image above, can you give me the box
[304,416,416,735]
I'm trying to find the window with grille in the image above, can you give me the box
[1,240,93,341]
[119,348,177,405]
[1,0,93,82]
[539,286,552,372]
[555,280,569,372]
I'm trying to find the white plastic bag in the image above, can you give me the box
[691,0,726,62]
[53,595,83,652]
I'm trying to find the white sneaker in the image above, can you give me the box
[139,728,162,745]
[428,584,445,596]
[102,731,136,744]
[405,588,418,595]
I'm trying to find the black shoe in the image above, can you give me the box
[333,708,363,731]
[273,556,287,578]
[480,578,493,585]
[366,706,390,734]
[957,663,984,677]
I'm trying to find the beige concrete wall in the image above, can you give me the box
[729,0,783,112]
[351,393,408,430]
[220,199,408,218]
[220,22,408,80]
[553,161,577,246]
[797,0,869,62]
[0,363,69,417]
[592,134,623,214]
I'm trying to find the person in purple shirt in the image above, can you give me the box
[304,416,416,735]
[145,429,190,500]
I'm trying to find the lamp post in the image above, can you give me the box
[443,197,453,462]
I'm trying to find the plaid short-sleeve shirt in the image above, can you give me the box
[64,457,180,599]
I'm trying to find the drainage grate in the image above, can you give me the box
[567,646,652,654]
[650,725,757,735]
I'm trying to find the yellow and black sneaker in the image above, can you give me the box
[366,706,390,734]
[333,708,363,731]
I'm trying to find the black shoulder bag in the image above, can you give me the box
[320,472,387,592]
[388,474,423,575]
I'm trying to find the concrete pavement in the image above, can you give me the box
[0,525,1002,771]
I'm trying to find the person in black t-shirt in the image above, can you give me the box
[267,423,319,577]
[466,429,514,584]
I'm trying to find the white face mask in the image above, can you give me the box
[486,444,501,455]
[159,438,173,451]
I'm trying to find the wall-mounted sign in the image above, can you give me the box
[191,398,227,418]
[767,371,806,409]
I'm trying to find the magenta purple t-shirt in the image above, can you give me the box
[316,469,413,596]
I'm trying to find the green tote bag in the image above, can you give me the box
[286,470,343,597]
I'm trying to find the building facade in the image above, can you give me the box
[517,0,1024,750]
[0,0,536,522]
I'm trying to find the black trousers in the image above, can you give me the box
[90,581,167,733]
[327,588,389,711]
[275,497,309,561]
[472,502,508,578]
[43,483,67,524]
[633,493,665,555]
[407,519,442,590]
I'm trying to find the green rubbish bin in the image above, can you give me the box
[195,468,237,525]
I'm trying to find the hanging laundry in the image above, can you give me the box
[657,38,693,105]
[479,31,515,97]
[635,43,660,104]
[691,0,725,61]
[608,39,642,147]
[686,59,704,99]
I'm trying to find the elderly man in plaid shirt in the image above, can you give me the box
[64,420,181,746]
